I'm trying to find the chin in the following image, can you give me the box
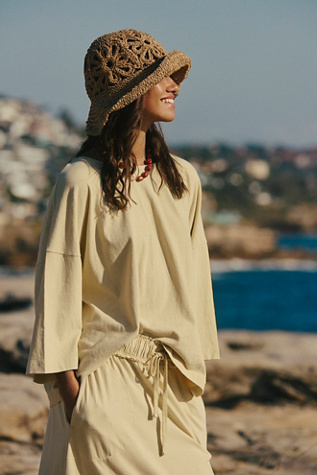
[158,112,176,123]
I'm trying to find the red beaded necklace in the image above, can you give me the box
[119,156,153,182]
[94,138,153,182]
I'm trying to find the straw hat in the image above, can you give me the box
[84,29,192,136]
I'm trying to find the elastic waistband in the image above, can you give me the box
[114,333,167,363]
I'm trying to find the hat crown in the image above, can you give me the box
[84,29,166,100]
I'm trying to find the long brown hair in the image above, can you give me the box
[76,96,188,212]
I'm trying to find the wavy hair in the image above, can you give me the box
[76,96,188,212]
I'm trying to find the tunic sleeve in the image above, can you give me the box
[26,165,90,383]
[189,169,220,360]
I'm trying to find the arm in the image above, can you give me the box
[55,370,80,421]
[26,164,90,383]
[189,166,220,360]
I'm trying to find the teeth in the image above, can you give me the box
[161,98,174,104]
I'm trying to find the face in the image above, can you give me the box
[141,76,180,129]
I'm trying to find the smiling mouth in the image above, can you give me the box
[161,98,174,104]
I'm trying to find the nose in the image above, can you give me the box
[166,76,180,96]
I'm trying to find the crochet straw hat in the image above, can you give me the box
[84,29,192,136]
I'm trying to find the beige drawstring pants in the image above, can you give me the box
[40,334,214,474]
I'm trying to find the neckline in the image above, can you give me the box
[76,155,156,179]
[77,156,155,166]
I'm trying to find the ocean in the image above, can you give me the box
[1,235,316,333]
[211,233,317,333]
[278,233,317,252]
[211,260,317,332]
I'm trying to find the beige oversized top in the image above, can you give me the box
[26,155,219,395]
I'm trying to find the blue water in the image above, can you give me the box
[210,234,317,332]
[278,234,317,252]
[211,261,317,332]
[1,235,316,333]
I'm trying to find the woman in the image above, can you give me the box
[27,29,219,474]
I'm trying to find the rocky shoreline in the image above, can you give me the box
[205,331,317,474]
[1,221,317,268]
[0,271,316,474]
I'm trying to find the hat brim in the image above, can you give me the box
[86,50,192,136]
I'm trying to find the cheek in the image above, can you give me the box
[144,92,160,114]
[145,84,163,104]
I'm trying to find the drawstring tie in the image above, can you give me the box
[146,352,169,455]
[114,334,171,455]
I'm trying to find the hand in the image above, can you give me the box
[63,385,80,422]
[55,370,80,423]
[64,398,78,423]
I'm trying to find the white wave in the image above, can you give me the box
[210,258,317,274]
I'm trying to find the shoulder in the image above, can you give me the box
[49,157,101,210]
[171,154,201,189]
[57,156,101,191]
[59,156,101,187]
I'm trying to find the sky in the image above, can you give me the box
[1,0,317,147]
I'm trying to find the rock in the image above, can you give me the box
[0,373,48,475]
[0,270,35,372]
[287,204,317,232]
[206,403,317,474]
[0,373,48,443]
[204,331,317,473]
[0,293,32,312]
[204,224,317,260]
[0,223,40,267]
[0,440,42,475]
[249,369,317,404]
[204,331,317,408]
[0,311,34,372]
[212,330,317,370]
[205,224,277,259]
